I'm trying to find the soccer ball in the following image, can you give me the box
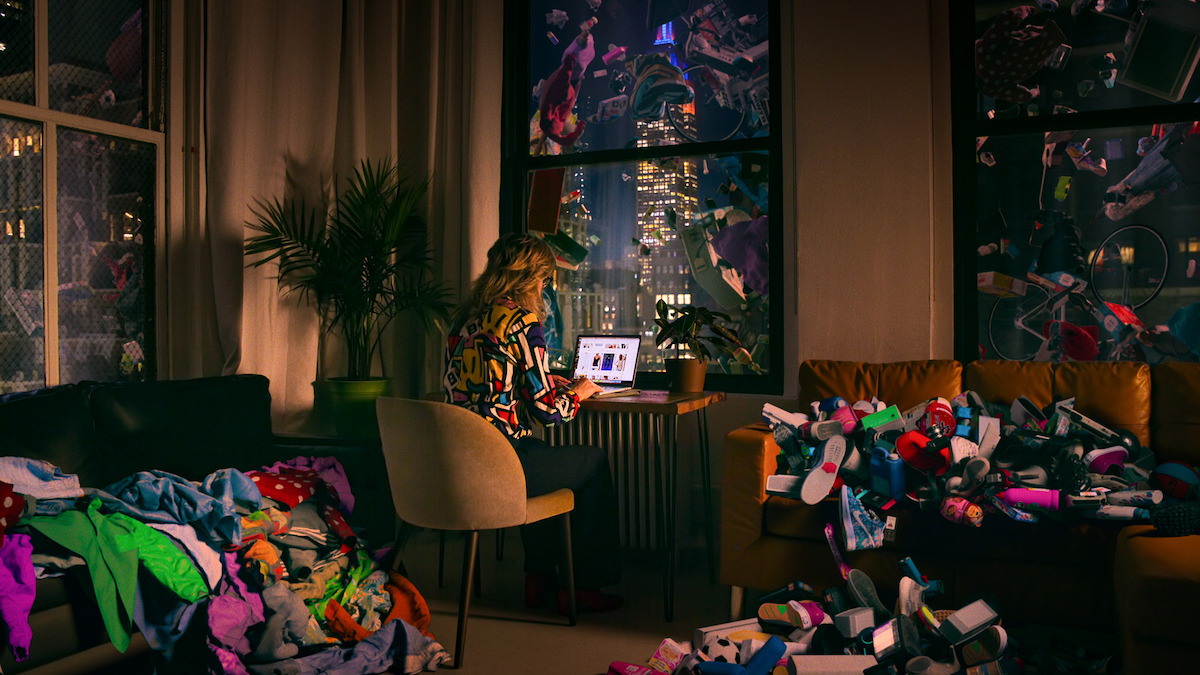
[700,636,741,664]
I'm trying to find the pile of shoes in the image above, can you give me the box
[606,556,1034,674]
[759,390,1199,533]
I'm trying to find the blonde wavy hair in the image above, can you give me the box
[454,232,557,325]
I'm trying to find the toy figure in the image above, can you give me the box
[538,27,596,147]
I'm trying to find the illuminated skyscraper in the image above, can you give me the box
[634,104,700,327]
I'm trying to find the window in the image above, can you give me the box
[955,1,1200,365]
[0,1,163,394]
[503,0,782,393]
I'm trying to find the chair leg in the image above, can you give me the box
[473,537,483,598]
[560,514,577,626]
[454,530,479,669]
[438,530,446,588]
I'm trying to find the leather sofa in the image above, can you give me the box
[0,374,393,675]
[720,359,1200,671]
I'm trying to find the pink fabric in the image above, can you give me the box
[0,533,35,662]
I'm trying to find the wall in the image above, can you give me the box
[710,1,955,440]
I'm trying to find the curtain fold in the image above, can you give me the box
[165,0,501,432]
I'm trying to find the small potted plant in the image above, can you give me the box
[653,299,759,392]
[244,156,453,437]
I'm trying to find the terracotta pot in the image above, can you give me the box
[665,357,707,393]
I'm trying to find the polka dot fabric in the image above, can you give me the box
[0,480,26,546]
[975,5,1065,103]
[246,468,331,509]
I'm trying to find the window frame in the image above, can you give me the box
[950,1,1200,363]
[0,0,165,388]
[500,0,785,395]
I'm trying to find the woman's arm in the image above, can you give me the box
[511,316,580,426]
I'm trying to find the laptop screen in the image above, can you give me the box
[572,335,641,386]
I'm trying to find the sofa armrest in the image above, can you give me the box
[719,423,778,586]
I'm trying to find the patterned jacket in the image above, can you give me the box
[444,298,579,439]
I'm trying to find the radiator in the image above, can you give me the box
[544,409,677,551]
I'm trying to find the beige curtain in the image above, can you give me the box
[164,0,501,432]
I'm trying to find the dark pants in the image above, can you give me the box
[510,436,622,590]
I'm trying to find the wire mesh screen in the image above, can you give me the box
[48,2,147,127]
[0,1,35,105]
[56,127,152,384]
[0,117,45,393]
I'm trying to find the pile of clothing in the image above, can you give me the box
[0,455,448,674]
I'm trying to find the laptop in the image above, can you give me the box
[571,334,641,397]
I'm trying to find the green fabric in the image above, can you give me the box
[108,512,209,603]
[27,499,139,652]
[26,499,211,653]
[312,550,375,620]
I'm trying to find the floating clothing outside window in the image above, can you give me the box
[975,5,1065,103]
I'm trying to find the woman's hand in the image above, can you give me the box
[550,374,573,390]
[569,376,603,400]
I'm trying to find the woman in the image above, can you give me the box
[443,232,622,612]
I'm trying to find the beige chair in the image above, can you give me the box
[376,397,577,668]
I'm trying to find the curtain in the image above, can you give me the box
[164,0,502,432]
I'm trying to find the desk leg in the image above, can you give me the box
[655,413,679,622]
[698,408,716,584]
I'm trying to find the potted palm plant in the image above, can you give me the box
[244,156,452,437]
[653,300,760,392]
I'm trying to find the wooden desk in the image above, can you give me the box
[544,389,726,621]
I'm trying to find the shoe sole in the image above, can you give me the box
[801,435,846,504]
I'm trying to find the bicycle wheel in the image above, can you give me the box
[1088,224,1168,311]
[987,285,1051,361]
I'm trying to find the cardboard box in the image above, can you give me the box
[787,655,878,674]
[693,618,766,652]
[976,271,1027,298]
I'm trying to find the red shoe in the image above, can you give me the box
[524,573,548,607]
[558,589,623,614]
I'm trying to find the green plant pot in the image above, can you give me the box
[665,357,708,393]
[317,377,392,439]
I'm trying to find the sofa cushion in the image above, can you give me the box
[799,360,963,411]
[966,360,1152,447]
[88,374,278,485]
[1151,362,1200,467]
[0,384,105,487]
[1114,525,1200,647]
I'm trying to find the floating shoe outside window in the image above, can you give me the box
[629,52,694,120]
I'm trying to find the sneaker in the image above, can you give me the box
[962,625,1009,667]
[847,568,891,620]
[757,600,825,629]
[1151,501,1200,536]
[629,53,694,120]
[905,652,961,675]
[558,588,623,613]
[801,435,846,504]
[525,573,548,607]
[840,485,885,551]
[895,576,925,618]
